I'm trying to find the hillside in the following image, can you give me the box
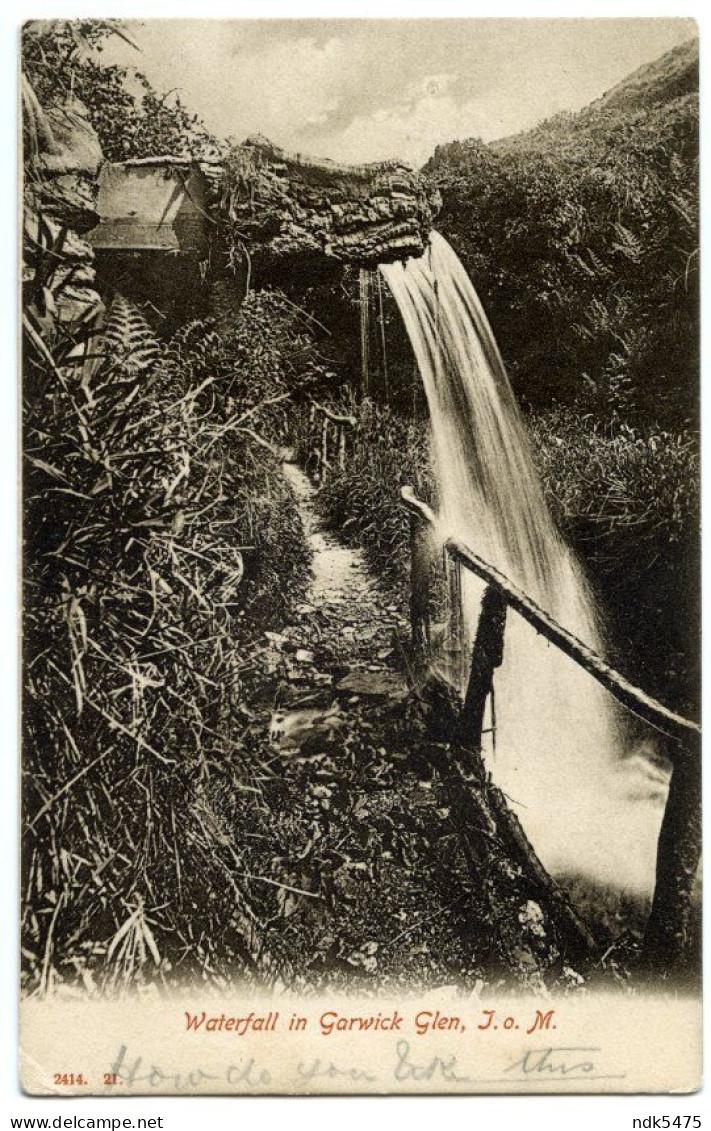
[423,38,699,423]
[426,37,698,167]
[593,35,698,113]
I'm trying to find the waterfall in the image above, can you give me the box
[381,231,669,895]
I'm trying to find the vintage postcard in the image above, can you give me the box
[20,16,701,1095]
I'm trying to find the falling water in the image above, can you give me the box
[381,232,668,895]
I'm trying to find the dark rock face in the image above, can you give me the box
[218,136,440,268]
[23,84,103,233]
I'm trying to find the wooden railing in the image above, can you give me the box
[401,485,701,969]
[302,401,357,484]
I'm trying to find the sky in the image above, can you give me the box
[88,17,698,166]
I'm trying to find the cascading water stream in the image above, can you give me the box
[381,231,669,895]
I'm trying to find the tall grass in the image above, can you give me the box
[23,291,314,993]
[529,406,699,711]
[529,408,698,568]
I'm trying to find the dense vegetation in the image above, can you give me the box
[22,20,220,160]
[22,282,323,991]
[21,23,701,990]
[24,283,588,992]
[529,408,699,709]
[425,40,699,428]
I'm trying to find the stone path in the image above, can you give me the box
[268,461,408,755]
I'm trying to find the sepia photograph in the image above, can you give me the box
[18,13,701,1095]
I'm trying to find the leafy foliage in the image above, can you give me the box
[529,408,699,711]
[301,401,435,591]
[22,20,220,161]
[529,410,698,565]
[23,288,584,992]
[102,294,161,370]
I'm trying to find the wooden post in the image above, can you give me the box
[308,403,317,477]
[409,512,432,665]
[446,553,464,687]
[360,268,370,399]
[642,738,701,969]
[319,415,329,483]
[457,585,507,752]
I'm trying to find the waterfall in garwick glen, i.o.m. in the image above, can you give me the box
[381,231,670,896]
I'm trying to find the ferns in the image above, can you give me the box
[101,294,161,372]
[529,408,699,709]
[612,222,644,264]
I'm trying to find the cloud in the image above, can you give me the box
[99,18,697,165]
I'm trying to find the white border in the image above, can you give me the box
[2,4,707,1128]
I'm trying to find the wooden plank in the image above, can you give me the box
[446,537,700,751]
[400,486,700,752]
